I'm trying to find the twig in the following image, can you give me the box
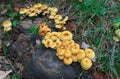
[7,57,16,72]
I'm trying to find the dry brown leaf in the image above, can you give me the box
[0,56,10,64]
[36,40,41,46]
[13,4,20,12]
[65,21,76,31]
[16,63,24,71]
[91,56,97,62]
[92,70,107,79]
[17,52,23,57]
[81,42,90,49]
[0,70,12,79]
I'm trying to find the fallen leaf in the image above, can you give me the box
[92,70,107,79]
[81,42,90,49]
[17,52,22,57]
[36,40,41,46]
[16,63,24,71]
[113,36,119,42]
[1,9,8,15]
[65,21,76,31]
[0,56,10,64]
[0,70,12,79]
[13,3,20,12]
[92,56,97,62]
[79,0,83,2]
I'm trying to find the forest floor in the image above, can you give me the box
[0,0,120,79]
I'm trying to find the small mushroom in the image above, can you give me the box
[63,57,73,65]
[57,48,65,56]
[85,48,95,59]
[77,49,85,61]
[19,8,27,14]
[64,50,72,58]
[81,57,92,70]
[58,55,64,60]
[61,31,73,40]
[2,20,12,32]
[72,54,78,62]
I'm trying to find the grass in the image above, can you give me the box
[1,0,120,79]
[68,0,120,79]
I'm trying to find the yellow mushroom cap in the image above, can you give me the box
[50,12,56,16]
[64,49,72,57]
[117,32,120,37]
[55,19,60,24]
[50,43,56,48]
[63,57,73,65]
[72,54,78,62]
[51,32,60,39]
[35,9,42,14]
[39,29,46,36]
[58,55,64,60]
[41,4,48,10]
[3,27,12,32]
[61,31,73,40]
[62,40,70,46]
[47,7,52,11]
[42,10,50,15]
[39,22,47,29]
[44,32,51,39]
[57,16,68,24]
[51,7,58,13]
[77,49,85,61]
[48,7,58,12]
[57,48,65,55]
[55,15,62,20]
[33,3,42,8]
[115,29,120,37]
[19,8,27,14]
[68,40,75,46]
[56,43,65,49]
[81,57,92,70]
[42,39,45,44]
[2,20,12,28]
[71,48,78,55]
[49,15,55,19]
[63,16,68,22]
[28,12,37,17]
[55,39,62,48]
[62,27,66,30]
[55,24,63,29]
[85,48,95,59]
[71,43,80,54]
[43,39,54,48]
[46,28,51,33]
[115,29,120,35]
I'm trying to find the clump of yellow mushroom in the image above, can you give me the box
[42,31,61,48]
[20,3,96,71]
[39,22,51,36]
[19,3,48,17]
[42,29,96,69]
[19,3,68,30]
[77,48,95,70]
[2,20,12,32]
